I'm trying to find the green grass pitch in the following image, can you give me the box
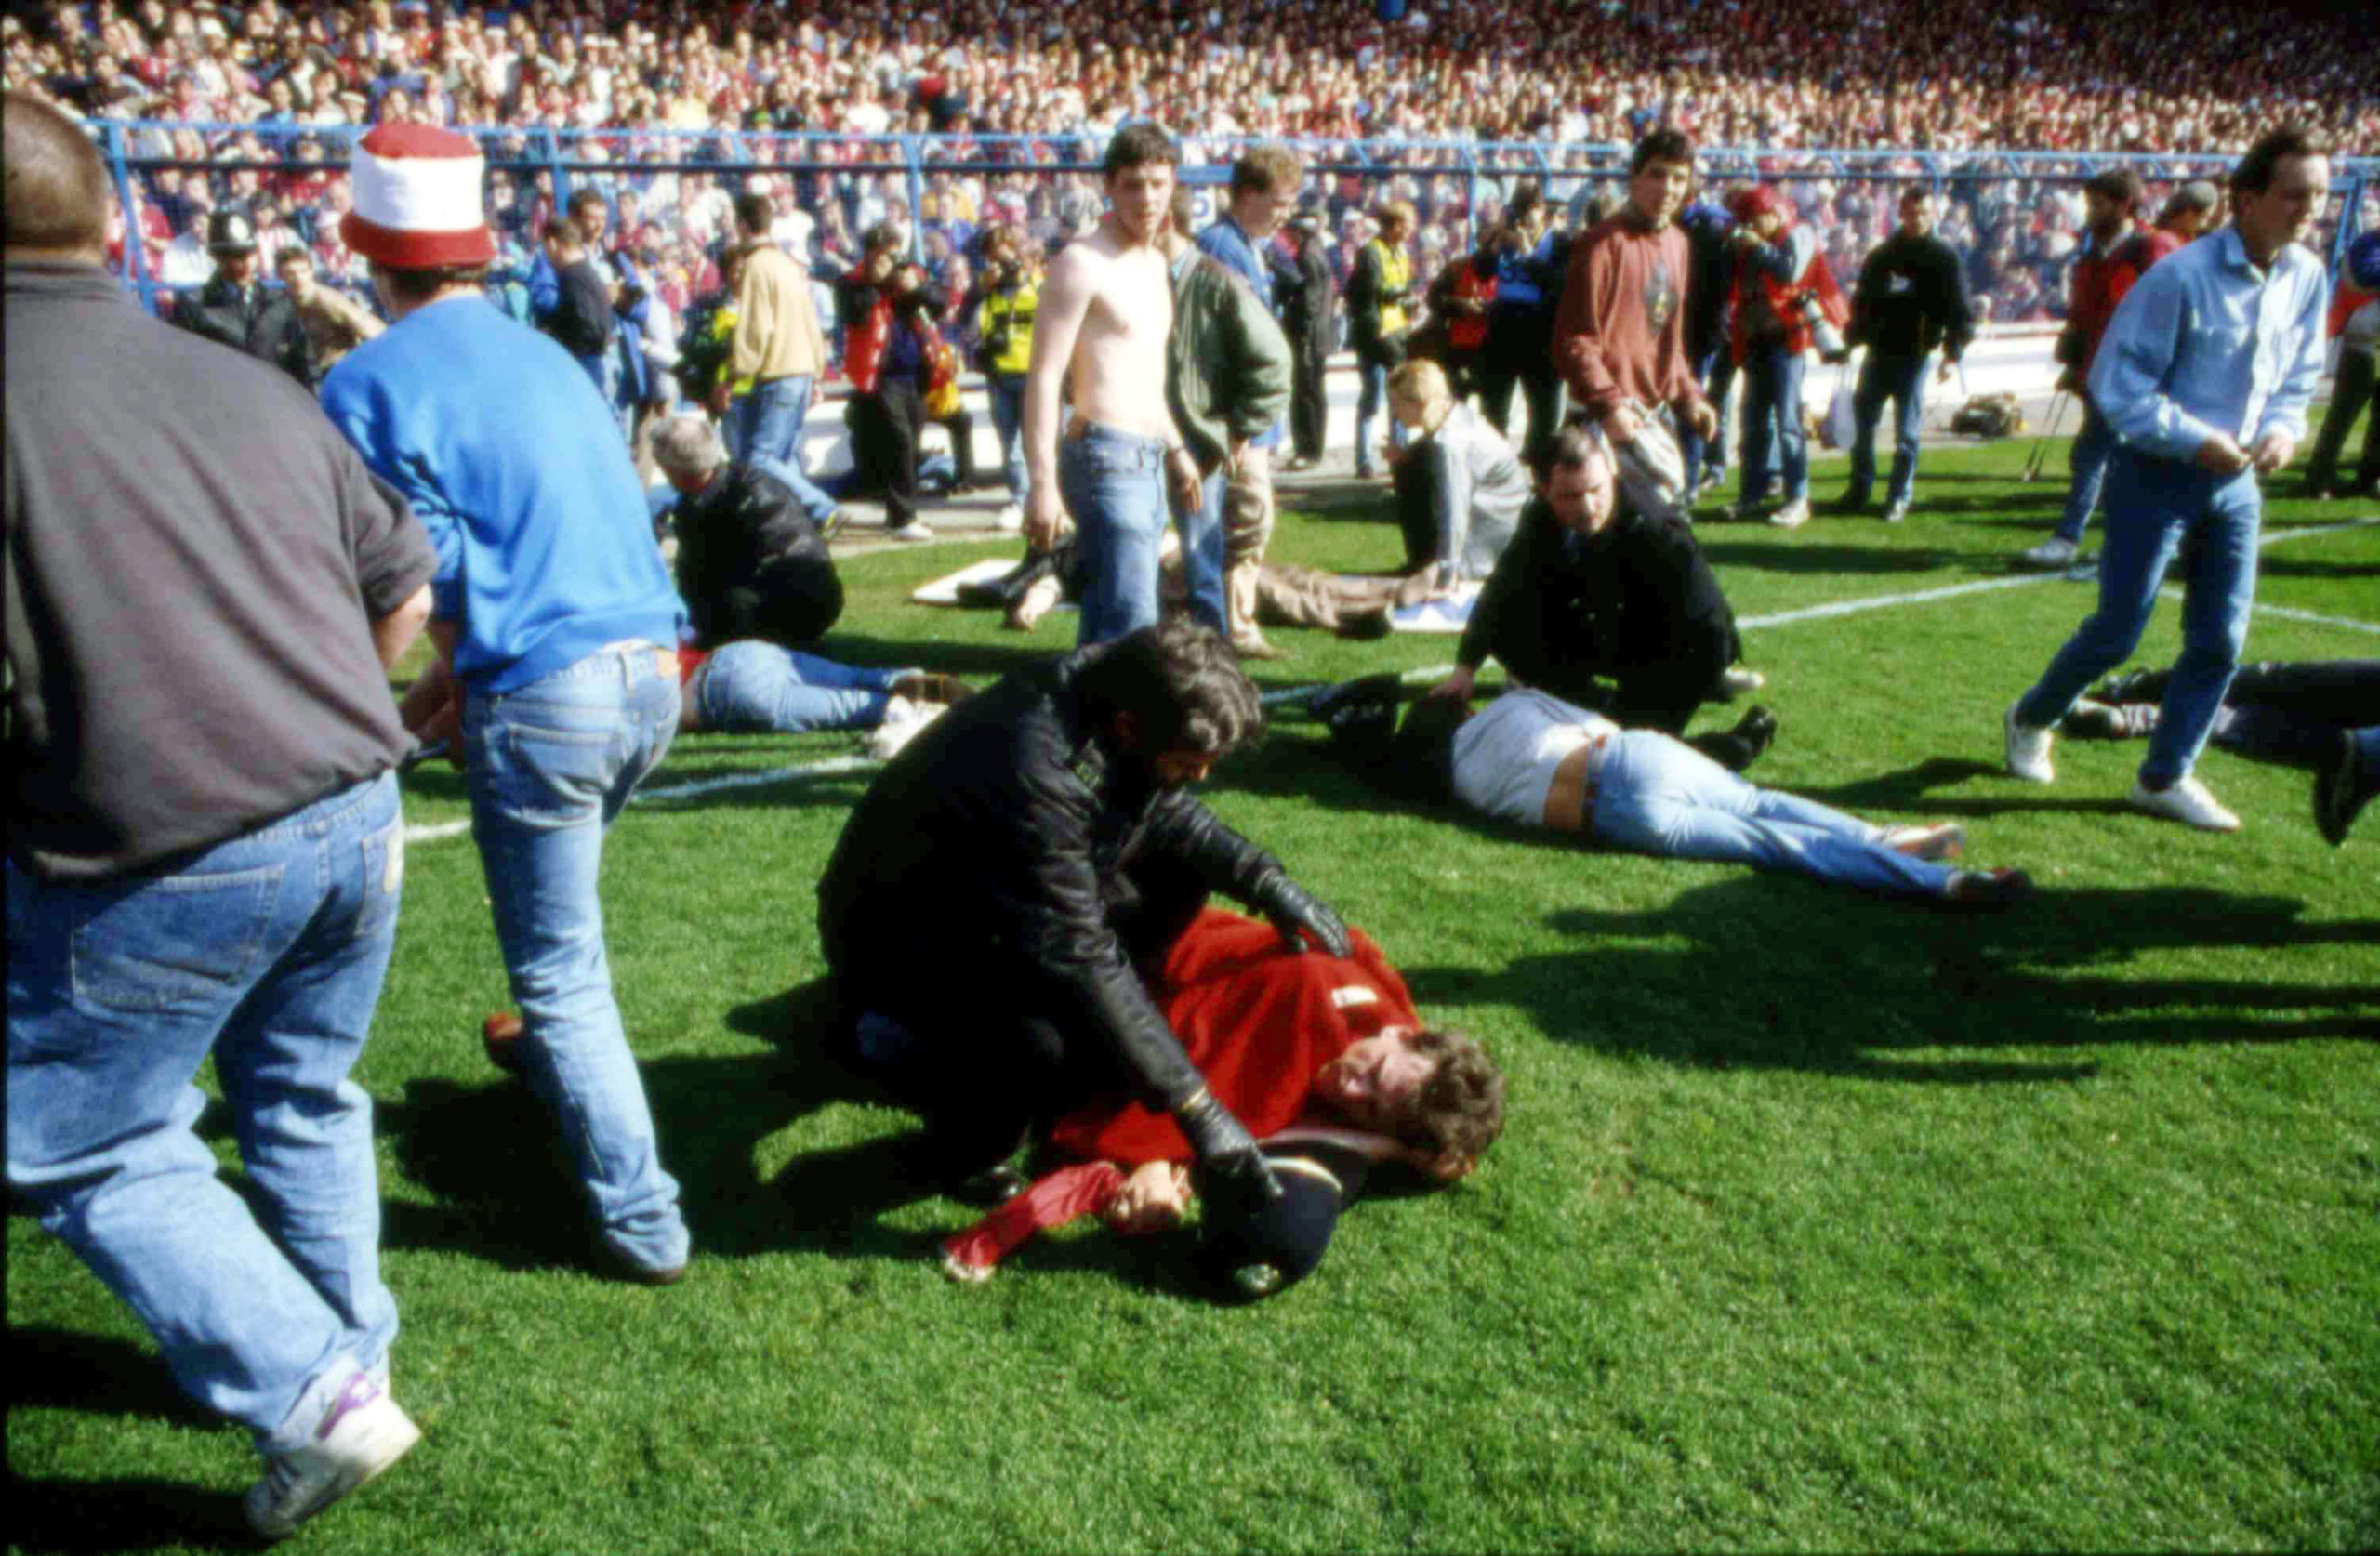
[9,437,2378,1553]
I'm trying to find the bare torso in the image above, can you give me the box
[1053,224,1174,436]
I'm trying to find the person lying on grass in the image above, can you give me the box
[937,904,1505,1299]
[1312,677,2033,908]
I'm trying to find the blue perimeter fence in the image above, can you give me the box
[89,123,2379,317]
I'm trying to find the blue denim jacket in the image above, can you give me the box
[2088,225,2329,465]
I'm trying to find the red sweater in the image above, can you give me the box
[1554,213,1708,425]
[1046,908,1420,1165]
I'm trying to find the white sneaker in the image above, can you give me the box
[2004,704,2055,783]
[2129,775,2241,832]
[1767,498,1810,529]
[245,1371,421,1541]
[1715,666,1766,701]
[2017,536,2078,569]
[1883,498,1910,524]
[887,520,935,542]
[994,502,1025,532]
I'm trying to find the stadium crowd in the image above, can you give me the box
[7,0,2375,337]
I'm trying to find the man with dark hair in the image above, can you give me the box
[1277,210,1335,470]
[274,245,382,388]
[717,190,840,529]
[535,216,617,386]
[1198,146,1302,657]
[839,229,947,540]
[2016,166,2149,569]
[320,124,695,1283]
[818,617,1350,1220]
[174,205,306,381]
[1427,423,1771,770]
[7,90,434,1539]
[2004,128,2333,832]
[1346,199,1421,480]
[1024,124,1191,643]
[568,186,651,442]
[1164,183,1293,644]
[1479,180,1568,467]
[651,413,842,646]
[1835,187,1975,523]
[1552,130,1718,527]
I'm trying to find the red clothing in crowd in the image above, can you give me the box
[2057,225,2154,375]
[1554,211,1710,427]
[1045,909,1421,1167]
[1727,232,1849,364]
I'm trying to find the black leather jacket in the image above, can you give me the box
[818,643,1286,1111]
[671,464,840,646]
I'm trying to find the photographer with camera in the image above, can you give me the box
[969,222,1042,531]
[839,223,950,541]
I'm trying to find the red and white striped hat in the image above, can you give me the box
[340,123,496,269]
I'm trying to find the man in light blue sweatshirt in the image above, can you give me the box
[2003,127,2332,833]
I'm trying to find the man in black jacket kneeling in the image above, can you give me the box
[817,618,1346,1219]
[654,414,844,647]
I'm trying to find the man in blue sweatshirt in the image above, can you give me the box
[320,124,694,1285]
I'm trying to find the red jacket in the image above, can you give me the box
[1727,231,1847,364]
[1046,909,1419,1165]
[837,267,895,393]
[2057,225,2153,372]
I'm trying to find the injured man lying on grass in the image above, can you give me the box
[1312,677,2034,907]
[932,906,1506,1300]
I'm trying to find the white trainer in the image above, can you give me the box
[2004,704,2055,783]
[245,1371,421,1541]
[1883,498,1910,524]
[1883,821,1967,861]
[1716,666,1767,701]
[1767,498,1810,529]
[2129,775,2241,832]
[2017,536,2079,569]
[994,502,1025,532]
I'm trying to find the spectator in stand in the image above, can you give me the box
[1346,198,1420,480]
[173,206,306,383]
[273,244,381,389]
[1478,182,1567,467]
[1552,130,1717,530]
[1276,209,1336,470]
[652,414,844,649]
[2302,225,2380,502]
[2017,167,2149,570]
[322,122,694,1286]
[716,191,841,529]
[2003,127,2332,834]
[7,91,432,1542]
[1197,146,1302,659]
[839,229,945,541]
[1834,186,1976,523]
[969,221,1042,532]
[1725,182,1847,530]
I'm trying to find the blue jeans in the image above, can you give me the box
[1174,465,1229,636]
[463,643,689,1273]
[733,375,840,522]
[1355,358,1389,474]
[8,772,404,1453]
[696,640,902,732]
[2056,399,2120,546]
[1058,422,1169,648]
[1848,350,1929,507]
[1683,346,1734,491]
[1739,340,1808,504]
[1592,732,1953,896]
[2016,448,2262,788]
[986,373,1030,502]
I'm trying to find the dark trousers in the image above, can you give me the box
[2114,659,2380,768]
[927,406,980,489]
[1289,332,1329,459]
[849,377,924,528]
[2305,349,2377,493]
[836,861,1214,1178]
[710,560,845,647]
[1480,325,1562,465]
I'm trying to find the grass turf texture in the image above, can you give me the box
[9,438,2379,1555]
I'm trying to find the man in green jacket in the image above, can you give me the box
[1157,186,1292,651]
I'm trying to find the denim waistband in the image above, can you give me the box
[1064,419,1172,455]
[244,770,397,840]
[538,640,673,683]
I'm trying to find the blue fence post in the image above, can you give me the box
[100,122,160,315]
[902,135,928,262]
[544,128,569,215]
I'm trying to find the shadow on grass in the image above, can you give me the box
[7,1327,216,1431]
[1402,875,2376,1081]
[4,1475,247,1554]
[1694,538,1966,575]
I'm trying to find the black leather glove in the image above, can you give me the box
[1246,866,1352,956]
[1176,1087,1283,1222]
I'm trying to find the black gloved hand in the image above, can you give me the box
[1248,866,1352,956]
[1176,1087,1283,1221]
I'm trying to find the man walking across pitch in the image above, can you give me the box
[1023,124,1197,646]
[2003,128,2332,832]
[7,93,434,1539]
[321,124,696,1281]
[1834,185,1975,524]
[717,191,841,529]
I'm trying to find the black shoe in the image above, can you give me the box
[1335,606,1394,640]
[2314,731,2374,846]
[1692,705,1778,772]
[946,1164,1031,1207]
[2094,667,2162,706]
[1830,492,1871,516]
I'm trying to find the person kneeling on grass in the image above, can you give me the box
[937,905,1505,1300]
[653,414,847,650]
[1314,679,2032,907]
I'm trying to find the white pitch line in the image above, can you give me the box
[632,753,883,803]
[403,819,471,844]
[2155,589,2380,637]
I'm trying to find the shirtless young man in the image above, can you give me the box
[1023,123,1203,645]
